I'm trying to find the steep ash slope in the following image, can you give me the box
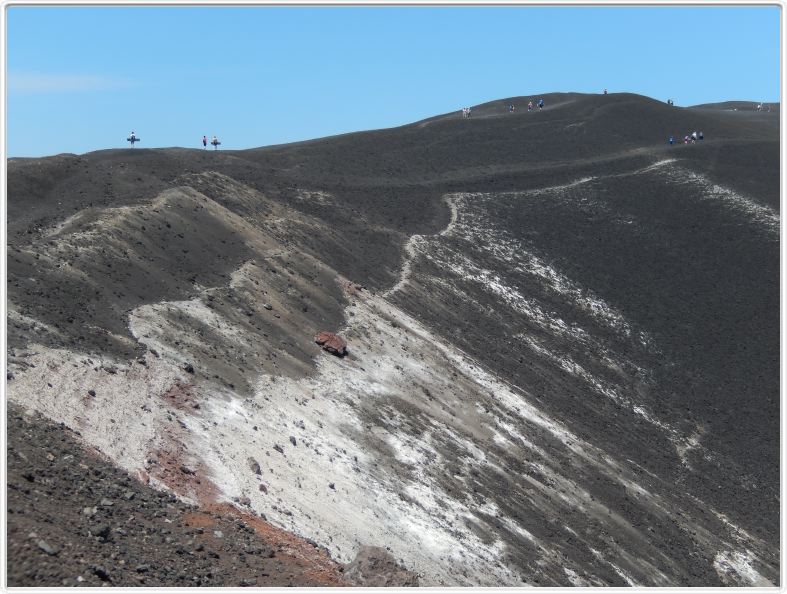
[7,92,780,586]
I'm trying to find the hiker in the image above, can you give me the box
[528,100,533,112]
[691,131,697,143]
[668,136,674,145]
[202,135,207,149]
[684,135,689,144]
[698,131,704,141]
[211,135,220,150]
[509,104,515,113]
[538,98,544,110]
[603,88,608,95]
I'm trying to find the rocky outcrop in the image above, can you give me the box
[314,332,347,357]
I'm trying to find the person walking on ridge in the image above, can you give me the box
[203,135,208,149]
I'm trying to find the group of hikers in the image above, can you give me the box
[463,98,544,118]
[128,131,222,149]
[668,130,704,145]
[202,135,221,149]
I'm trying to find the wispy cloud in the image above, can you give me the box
[8,72,136,93]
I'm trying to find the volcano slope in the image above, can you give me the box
[7,93,780,586]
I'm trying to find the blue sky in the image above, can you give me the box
[6,5,781,157]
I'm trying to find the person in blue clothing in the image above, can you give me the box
[538,98,544,110]
[668,136,674,145]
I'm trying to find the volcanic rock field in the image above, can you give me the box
[6,93,780,586]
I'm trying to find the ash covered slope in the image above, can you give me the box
[7,92,780,586]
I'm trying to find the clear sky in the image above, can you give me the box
[6,5,782,157]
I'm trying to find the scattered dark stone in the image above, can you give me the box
[90,566,111,582]
[92,524,111,540]
[263,304,273,310]
[273,445,284,455]
[184,364,195,374]
[247,457,262,475]
[87,389,96,397]
[329,483,336,490]
[289,436,297,447]
[179,465,196,475]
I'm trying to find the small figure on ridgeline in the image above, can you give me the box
[684,135,689,144]
[668,135,674,145]
[538,98,544,110]
[698,131,704,141]
[603,88,608,95]
[667,98,674,106]
[127,131,140,147]
[509,104,515,113]
[528,100,533,112]
[202,135,208,149]
[691,131,697,144]
[211,135,221,150]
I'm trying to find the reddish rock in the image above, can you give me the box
[314,332,347,357]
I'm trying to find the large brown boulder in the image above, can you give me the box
[314,331,347,357]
